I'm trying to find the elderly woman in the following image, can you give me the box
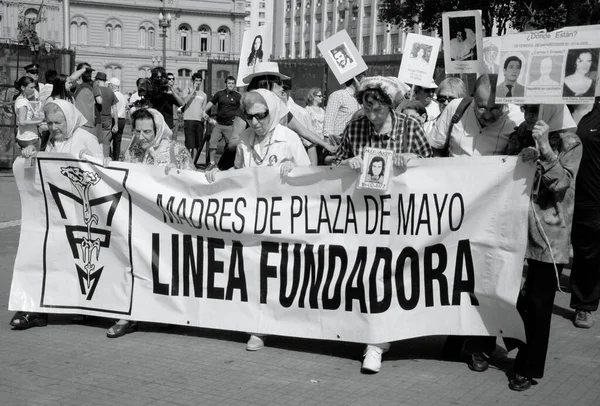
[107,108,194,339]
[435,77,468,114]
[334,76,432,373]
[10,100,103,330]
[206,89,310,350]
[504,104,581,391]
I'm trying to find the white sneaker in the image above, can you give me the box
[246,334,265,351]
[361,344,390,373]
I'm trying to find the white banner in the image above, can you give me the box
[496,27,600,104]
[9,155,534,343]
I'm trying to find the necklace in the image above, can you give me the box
[250,131,274,165]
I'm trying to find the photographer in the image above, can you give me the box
[146,67,184,137]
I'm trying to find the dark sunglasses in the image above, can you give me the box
[168,77,175,81]
[244,110,269,121]
[437,95,456,104]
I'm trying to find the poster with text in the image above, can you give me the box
[398,34,441,87]
[496,27,600,104]
[318,30,368,85]
[358,148,394,191]
[236,25,273,87]
[442,10,483,74]
[482,37,502,74]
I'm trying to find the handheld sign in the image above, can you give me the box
[482,37,502,74]
[496,26,600,104]
[318,30,368,85]
[398,33,441,87]
[358,148,393,191]
[442,10,483,74]
[236,25,273,87]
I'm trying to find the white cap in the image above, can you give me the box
[108,78,121,87]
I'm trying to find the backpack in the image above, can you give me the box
[441,97,473,157]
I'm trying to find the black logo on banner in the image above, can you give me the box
[49,166,122,300]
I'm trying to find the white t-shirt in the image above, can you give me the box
[114,91,128,118]
[14,97,40,141]
[234,124,311,168]
[425,101,441,122]
[182,88,207,121]
[429,98,524,157]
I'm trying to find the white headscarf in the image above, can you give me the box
[245,89,288,134]
[45,99,87,139]
[539,104,577,133]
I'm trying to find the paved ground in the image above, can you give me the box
[1,168,600,406]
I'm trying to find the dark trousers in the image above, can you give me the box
[512,260,561,379]
[39,130,50,151]
[570,205,600,312]
[111,118,126,161]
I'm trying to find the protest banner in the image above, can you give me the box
[318,30,368,85]
[9,154,534,344]
[398,33,441,87]
[236,25,273,87]
[442,10,483,74]
[496,26,600,104]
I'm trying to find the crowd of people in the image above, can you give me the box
[7,55,600,391]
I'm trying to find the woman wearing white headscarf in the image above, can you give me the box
[504,104,582,391]
[106,108,194,339]
[123,107,194,170]
[206,89,310,182]
[205,89,310,351]
[10,100,103,330]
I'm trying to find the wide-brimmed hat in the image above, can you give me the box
[95,72,107,81]
[242,62,290,84]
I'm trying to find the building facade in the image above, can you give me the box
[244,0,274,30]
[273,0,432,59]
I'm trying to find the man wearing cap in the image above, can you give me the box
[323,76,363,146]
[412,81,441,135]
[71,62,102,135]
[95,72,118,157]
[108,78,128,161]
[202,75,241,169]
[24,63,40,87]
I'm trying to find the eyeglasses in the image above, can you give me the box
[244,110,269,121]
[437,95,456,104]
[168,77,175,81]
[476,105,502,115]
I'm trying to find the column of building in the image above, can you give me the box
[299,0,306,58]
[369,0,378,55]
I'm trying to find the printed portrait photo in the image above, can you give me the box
[528,55,563,87]
[448,17,478,62]
[247,34,264,67]
[329,43,357,73]
[496,52,529,98]
[482,41,500,74]
[367,156,386,184]
[562,48,599,97]
[409,43,433,71]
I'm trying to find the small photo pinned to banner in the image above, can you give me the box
[236,24,272,87]
[398,34,441,87]
[442,10,483,74]
[358,148,394,191]
[318,30,368,85]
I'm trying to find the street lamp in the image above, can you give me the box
[158,11,172,69]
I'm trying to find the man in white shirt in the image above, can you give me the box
[413,81,441,135]
[430,73,524,157]
[181,72,208,166]
[108,78,129,161]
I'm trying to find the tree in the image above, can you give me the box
[378,0,576,37]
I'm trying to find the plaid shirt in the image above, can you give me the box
[323,87,361,140]
[334,110,432,162]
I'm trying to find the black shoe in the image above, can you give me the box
[9,312,48,330]
[509,374,532,391]
[468,352,489,372]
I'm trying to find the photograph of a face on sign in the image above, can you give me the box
[442,10,483,74]
[318,30,368,84]
[358,148,394,191]
[236,25,272,86]
[398,33,441,87]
